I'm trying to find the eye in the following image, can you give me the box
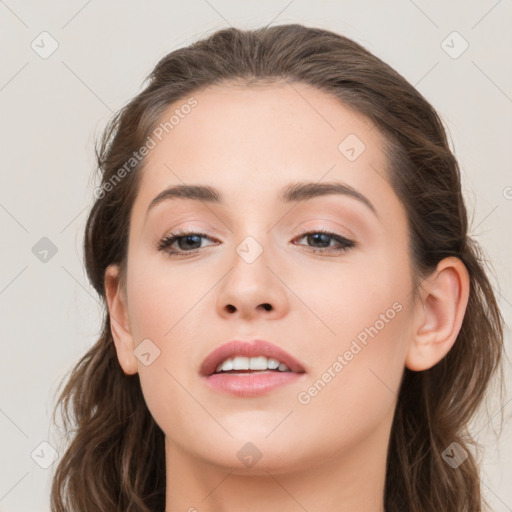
[158,230,218,256]
[292,229,355,254]
[157,229,356,257]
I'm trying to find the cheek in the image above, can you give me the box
[291,250,412,426]
[123,253,218,431]
[125,251,209,342]
[292,250,411,352]
[294,300,411,452]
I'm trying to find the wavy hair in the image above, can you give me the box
[50,23,504,511]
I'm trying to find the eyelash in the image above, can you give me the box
[157,228,356,257]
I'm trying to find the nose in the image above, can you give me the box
[215,236,289,321]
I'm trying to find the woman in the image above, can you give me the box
[50,24,504,511]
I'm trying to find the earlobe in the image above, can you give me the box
[405,257,470,372]
[104,264,139,375]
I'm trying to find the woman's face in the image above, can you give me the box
[111,81,418,474]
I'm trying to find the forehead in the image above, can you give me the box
[131,81,393,219]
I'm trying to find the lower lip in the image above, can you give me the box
[203,370,305,397]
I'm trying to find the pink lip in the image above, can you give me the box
[200,339,306,397]
[205,371,305,397]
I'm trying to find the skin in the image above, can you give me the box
[104,81,470,512]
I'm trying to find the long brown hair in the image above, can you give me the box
[50,24,504,511]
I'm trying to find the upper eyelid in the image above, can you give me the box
[163,219,354,236]
[162,227,353,239]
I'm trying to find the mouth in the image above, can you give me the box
[200,339,307,397]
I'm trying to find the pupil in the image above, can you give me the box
[181,235,201,249]
[310,233,330,247]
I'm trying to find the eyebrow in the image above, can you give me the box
[146,181,377,217]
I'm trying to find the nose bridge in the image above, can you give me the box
[235,231,267,265]
[228,229,272,286]
[229,203,275,260]
[221,194,289,276]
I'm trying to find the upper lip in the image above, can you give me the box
[199,339,306,376]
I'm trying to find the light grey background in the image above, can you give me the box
[1,1,511,510]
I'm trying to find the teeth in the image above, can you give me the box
[233,356,249,370]
[220,359,234,372]
[267,358,280,370]
[249,356,268,370]
[215,356,290,373]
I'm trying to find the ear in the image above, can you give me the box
[104,264,138,375]
[405,257,470,371]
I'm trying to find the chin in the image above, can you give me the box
[189,435,320,476]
